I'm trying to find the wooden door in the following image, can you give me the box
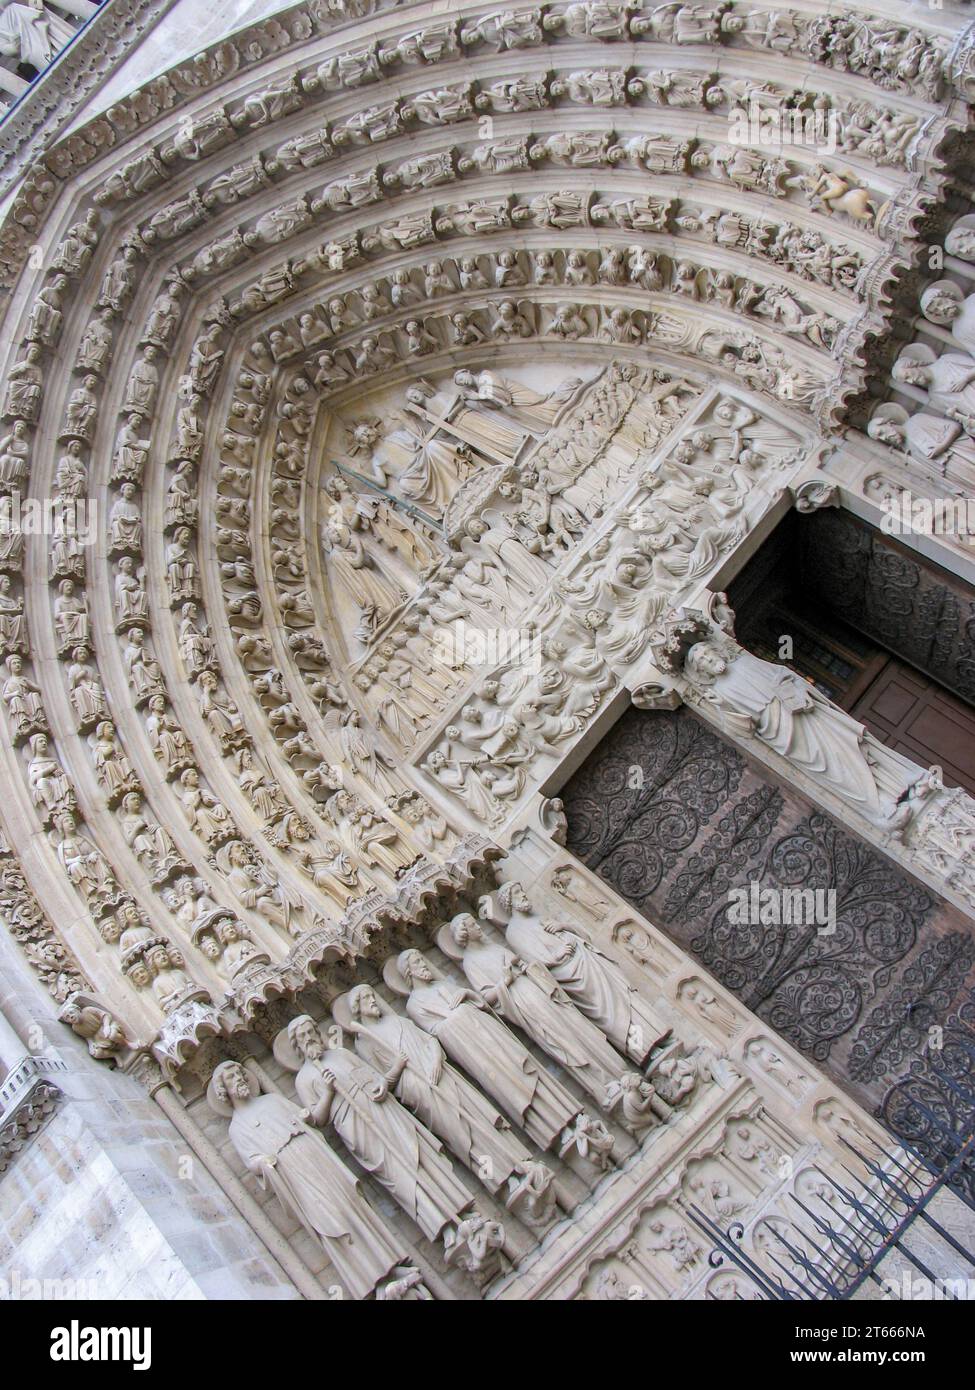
[852,659,975,795]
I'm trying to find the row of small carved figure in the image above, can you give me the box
[4,195,866,456]
[83,2,959,220]
[0,342,430,1039]
[115,128,884,257]
[0,140,413,986]
[0,0,951,305]
[868,227,975,489]
[8,133,872,454]
[192,318,463,895]
[0,197,253,1021]
[9,267,479,1053]
[89,191,870,350]
[0,124,466,1031]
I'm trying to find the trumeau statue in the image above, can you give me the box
[676,628,893,817]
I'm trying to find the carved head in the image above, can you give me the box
[920,290,960,324]
[146,944,171,973]
[289,1014,325,1061]
[451,913,482,947]
[127,960,152,989]
[198,934,221,962]
[867,416,905,448]
[348,984,382,1022]
[946,225,975,258]
[891,357,930,387]
[510,883,532,913]
[684,642,728,683]
[210,1060,254,1109]
[217,919,242,945]
[395,950,427,989]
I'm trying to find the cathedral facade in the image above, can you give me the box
[0,0,975,1302]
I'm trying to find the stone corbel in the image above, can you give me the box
[631,678,683,713]
[57,990,129,1063]
[791,475,839,514]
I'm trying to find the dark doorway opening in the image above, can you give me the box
[727,510,975,796]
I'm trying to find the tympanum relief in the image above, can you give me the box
[309,362,808,834]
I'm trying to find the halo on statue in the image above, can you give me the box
[892,342,936,378]
[436,918,468,961]
[206,1058,262,1116]
[946,215,975,262]
[383,951,418,995]
[272,1014,318,1072]
[919,279,964,324]
[330,991,355,1033]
